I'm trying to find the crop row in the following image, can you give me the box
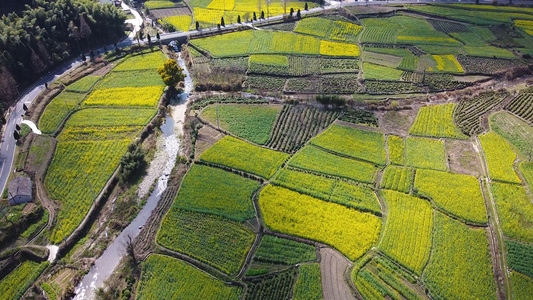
[259,185,381,260]
[388,135,405,165]
[409,103,467,139]
[273,168,381,214]
[0,261,48,300]
[479,131,521,183]
[405,137,447,171]
[244,267,297,300]
[454,90,508,135]
[292,263,322,300]
[380,166,412,193]
[137,254,242,300]
[157,208,255,275]
[456,55,524,74]
[339,108,378,127]
[505,239,533,278]
[491,183,533,243]
[505,89,533,123]
[38,91,87,134]
[252,234,316,266]
[266,104,338,153]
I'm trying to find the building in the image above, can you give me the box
[8,177,32,206]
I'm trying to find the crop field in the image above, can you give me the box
[265,105,339,153]
[457,55,524,74]
[423,212,496,300]
[63,108,155,128]
[379,190,433,274]
[432,55,464,73]
[353,255,424,300]
[0,261,47,300]
[409,103,467,139]
[505,88,533,123]
[491,183,533,243]
[294,17,362,43]
[454,91,508,135]
[319,40,360,56]
[114,51,168,71]
[490,111,533,159]
[380,166,412,193]
[414,169,487,224]
[521,162,533,187]
[388,135,405,165]
[292,263,322,300]
[288,145,379,184]
[363,62,403,81]
[405,137,447,171]
[408,5,533,25]
[157,208,255,275]
[200,104,281,145]
[171,164,259,221]
[82,86,163,107]
[93,69,164,89]
[137,255,242,300]
[505,239,533,278]
[162,15,192,31]
[199,136,289,178]
[246,75,286,91]
[259,185,381,260]
[248,54,289,75]
[244,268,297,300]
[144,0,176,9]
[310,124,386,165]
[511,272,533,300]
[38,91,87,134]
[252,235,316,266]
[479,131,521,183]
[273,168,381,214]
[46,139,130,243]
[65,75,100,93]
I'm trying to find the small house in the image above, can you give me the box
[8,177,32,206]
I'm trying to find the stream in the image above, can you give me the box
[73,53,193,299]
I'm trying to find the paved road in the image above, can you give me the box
[1,0,532,194]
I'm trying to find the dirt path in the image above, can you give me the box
[320,247,356,300]
[473,137,510,300]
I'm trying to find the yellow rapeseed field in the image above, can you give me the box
[319,40,360,57]
[259,185,381,260]
[83,86,164,107]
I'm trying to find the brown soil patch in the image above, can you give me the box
[378,109,418,137]
[194,125,224,158]
[320,247,356,300]
[24,135,56,179]
[91,62,115,77]
[151,7,191,19]
[334,120,381,132]
[445,139,480,177]
[21,203,36,213]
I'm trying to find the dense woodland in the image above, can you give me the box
[0,0,126,121]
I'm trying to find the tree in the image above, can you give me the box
[68,20,81,53]
[147,33,151,45]
[124,233,137,265]
[253,12,257,21]
[297,9,301,19]
[13,130,20,140]
[156,32,160,41]
[118,143,146,183]
[290,7,294,17]
[79,15,92,48]
[305,2,308,10]
[135,30,144,46]
[221,17,225,27]
[237,15,241,23]
[157,59,185,90]
[90,50,95,60]
[261,10,265,19]
[196,21,200,31]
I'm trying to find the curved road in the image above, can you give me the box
[1,0,532,194]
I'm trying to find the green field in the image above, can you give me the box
[388,135,405,165]
[409,104,467,139]
[511,272,533,300]
[252,235,316,266]
[200,104,281,144]
[505,239,533,278]
[94,69,164,89]
[491,183,533,243]
[137,255,242,300]
[0,261,47,300]
[171,164,260,221]
[272,168,381,214]
[288,145,380,184]
[259,185,381,260]
[380,190,433,274]
[479,131,521,184]
[114,51,168,71]
[157,209,255,275]
[294,17,362,43]
[490,111,533,159]
[144,0,175,9]
[363,62,404,81]
[162,15,192,32]
[380,165,412,193]
[199,136,289,178]
[65,75,101,93]
[414,169,487,224]
[310,124,386,165]
[405,137,447,171]
[64,108,155,128]
[293,263,323,300]
[38,91,87,134]
[423,212,496,300]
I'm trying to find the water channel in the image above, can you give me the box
[73,53,193,299]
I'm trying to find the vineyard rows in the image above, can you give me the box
[454,91,508,135]
[505,88,533,123]
[505,240,533,278]
[244,268,297,300]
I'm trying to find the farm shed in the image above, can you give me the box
[8,177,32,206]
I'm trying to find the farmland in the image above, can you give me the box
[380,166,412,193]
[200,104,281,144]
[137,255,242,300]
[251,235,316,266]
[423,213,496,300]
[83,86,164,107]
[292,263,323,300]
[199,136,289,178]
[491,183,533,243]
[414,169,487,224]
[505,240,533,278]
[479,131,521,183]
[0,261,47,300]
[379,190,433,274]
[405,137,447,171]
[409,104,467,139]
[259,185,381,260]
[38,91,87,134]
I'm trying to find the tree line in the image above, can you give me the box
[0,0,126,125]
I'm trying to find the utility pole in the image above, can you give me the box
[85,172,95,202]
